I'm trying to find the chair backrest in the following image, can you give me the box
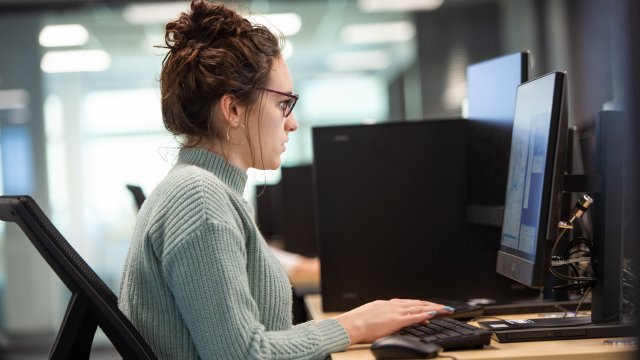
[126,185,147,211]
[0,195,157,359]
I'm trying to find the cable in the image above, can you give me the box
[622,263,637,314]
[549,303,573,318]
[549,194,636,318]
[549,195,597,293]
[574,287,591,316]
[551,256,591,266]
[473,316,508,322]
[623,268,636,280]
[550,195,593,261]
[437,355,459,360]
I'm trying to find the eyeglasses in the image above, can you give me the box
[257,87,299,117]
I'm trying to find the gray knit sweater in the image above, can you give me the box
[118,147,349,359]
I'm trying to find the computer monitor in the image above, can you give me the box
[483,74,635,341]
[496,71,568,288]
[466,51,529,226]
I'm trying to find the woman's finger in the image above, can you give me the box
[403,305,455,316]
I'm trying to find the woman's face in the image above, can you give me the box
[247,57,299,170]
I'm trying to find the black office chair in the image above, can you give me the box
[0,195,157,359]
[125,185,147,211]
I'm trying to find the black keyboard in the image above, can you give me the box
[392,318,492,350]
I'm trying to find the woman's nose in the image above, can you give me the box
[286,113,299,132]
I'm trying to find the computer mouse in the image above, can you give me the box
[371,335,443,359]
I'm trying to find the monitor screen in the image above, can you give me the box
[467,51,529,123]
[496,72,568,288]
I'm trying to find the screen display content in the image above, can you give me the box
[496,72,566,288]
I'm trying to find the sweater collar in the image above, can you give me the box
[178,147,248,194]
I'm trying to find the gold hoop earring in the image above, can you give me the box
[226,124,245,146]
[228,123,245,137]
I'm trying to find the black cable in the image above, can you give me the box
[549,264,595,282]
[550,237,596,282]
[566,237,593,247]
[549,200,599,297]
[567,263,580,277]
[623,268,636,280]
[566,249,590,257]
[621,267,636,314]
[553,282,593,293]
[564,241,591,258]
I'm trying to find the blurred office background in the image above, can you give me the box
[0,0,637,356]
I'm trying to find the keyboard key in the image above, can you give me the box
[389,318,492,350]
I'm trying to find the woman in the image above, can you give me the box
[118,1,452,358]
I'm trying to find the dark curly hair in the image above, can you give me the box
[160,0,282,148]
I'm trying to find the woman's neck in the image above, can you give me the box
[204,142,250,172]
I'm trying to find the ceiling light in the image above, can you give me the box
[123,3,302,37]
[246,13,302,36]
[325,50,391,72]
[123,2,190,25]
[341,21,416,44]
[39,24,89,47]
[41,50,111,73]
[358,0,444,12]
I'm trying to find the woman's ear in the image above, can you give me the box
[219,94,242,127]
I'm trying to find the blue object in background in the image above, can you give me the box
[1,118,36,196]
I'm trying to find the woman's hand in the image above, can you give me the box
[333,298,454,344]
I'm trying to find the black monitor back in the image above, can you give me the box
[281,165,318,257]
[313,120,534,311]
[256,183,284,240]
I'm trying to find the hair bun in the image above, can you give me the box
[165,0,252,52]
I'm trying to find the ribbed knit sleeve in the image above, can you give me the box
[163,220,349,359]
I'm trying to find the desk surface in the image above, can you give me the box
[289,271,319,289]
[304,294,638,360]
